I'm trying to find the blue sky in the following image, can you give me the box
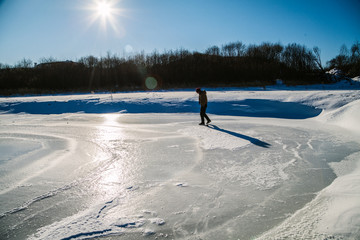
[0,0,359,66]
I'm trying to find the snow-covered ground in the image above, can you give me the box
[0,82,360,239]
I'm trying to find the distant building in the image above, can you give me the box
[35,60,82,69]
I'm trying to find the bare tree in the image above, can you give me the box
[79,55,99,68]
[313,46,324,71]
[258,42,283,61]
[16,58,33,68]
[350,41,360,60]
[340,44,349,57]
[282,43,316,72]
[205,45,220,56]
[222,42,237,57]
[233,41,246,57]
[39,57,57,64]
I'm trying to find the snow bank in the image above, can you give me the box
[319,159,360,235]
[257,94,360,239]
[319,99,360,133]
[326,68,344,75]
[315,99,360,238]
[352,76,360,82]
[257,152,360,239]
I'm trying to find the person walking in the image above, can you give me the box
[196,88,211,125]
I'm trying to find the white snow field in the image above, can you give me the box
[1,84,360,239]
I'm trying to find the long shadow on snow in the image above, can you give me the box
[207,124,271,148]
[0,99,321,119]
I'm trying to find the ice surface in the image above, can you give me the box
[0,88,360,239]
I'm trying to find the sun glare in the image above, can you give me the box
[85,0,126,36]
[97,2,112,17]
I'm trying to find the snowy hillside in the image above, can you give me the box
[0,86,360,239]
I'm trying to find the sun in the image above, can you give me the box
[84,0,126,36]
[97,1,112,17]
[96,1,114,18]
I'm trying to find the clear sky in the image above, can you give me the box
[0,0,359,66]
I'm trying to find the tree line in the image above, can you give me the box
[0,41,359,95]
[327,42,360,77]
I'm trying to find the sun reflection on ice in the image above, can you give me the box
[90,113,129,199]
[103,113,120,126]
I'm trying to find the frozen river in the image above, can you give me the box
[0,89,360,239]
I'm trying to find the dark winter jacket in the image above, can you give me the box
[198,90,208,107]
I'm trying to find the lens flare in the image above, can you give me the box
[145,77,158,90]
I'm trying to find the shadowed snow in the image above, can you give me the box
[1,98,321,119]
